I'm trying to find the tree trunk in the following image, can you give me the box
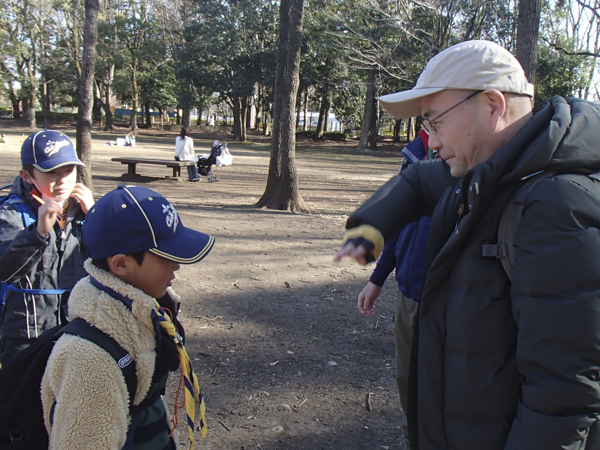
[262,109,268,135]
[303,89,308,131]
[22,96,30,124]
[256,0,308,212]
[232,98,248,141]
[393,119,403,143]
[140,103,145,127]
[296,93,301,130]
[407,117,416,141]
[254,89,261,131]
[103,102,114,131]
[233,98,242,140]
[130,60,139,132]
[41,74,50,126]
[76,0,100,192]
[145,101,152,128]
[92,95,102,123]
[102,64,115,131]
[24,88,36,128]
[368,102,379,149]
[358,69,376,150]
[10,94,21,120]
[315,93,330,139]
[240,97,248,141]
[182,108,190,128]
[515,0,542,84]
[246,96,252,130]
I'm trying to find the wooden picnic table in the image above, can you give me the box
[111,157,196,178]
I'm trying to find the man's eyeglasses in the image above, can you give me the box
[421,90,482,135]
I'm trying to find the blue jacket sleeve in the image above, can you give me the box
[369,232,400,286]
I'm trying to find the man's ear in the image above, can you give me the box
[482,89,508,130]
[107,254,129,277]
[19,169,34,185]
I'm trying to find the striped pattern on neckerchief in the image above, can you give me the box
[152,299,207,448]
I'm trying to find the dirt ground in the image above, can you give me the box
[0,123,408,449]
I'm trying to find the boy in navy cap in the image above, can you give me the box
[41,185,214,450]
[0,130,94,362]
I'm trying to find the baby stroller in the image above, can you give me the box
[197,140,229,183]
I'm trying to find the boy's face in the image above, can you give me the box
[22,165,77,201]
[119,252,180,299]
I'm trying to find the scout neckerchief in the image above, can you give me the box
[153,299,207,449]
[57,199,69,229]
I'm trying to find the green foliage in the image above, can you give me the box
[139,63,178,110]
[35,111,78,123]
[535,42,588,102]
[322,131,346,141]
[295,130,347,142]
[1,0,596,131]
[182,0,279,103]
[295,130,316,139]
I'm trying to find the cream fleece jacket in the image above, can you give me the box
[41,259,174,450]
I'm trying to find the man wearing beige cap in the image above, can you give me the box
[335,40,600,449]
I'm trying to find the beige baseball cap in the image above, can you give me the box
[379,40,534,119]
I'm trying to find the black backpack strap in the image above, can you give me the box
[59,318,137,410]
[482,171,557,281]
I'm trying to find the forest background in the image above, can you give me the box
[1,0,599,144]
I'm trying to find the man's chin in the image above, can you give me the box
[449,164,467,178]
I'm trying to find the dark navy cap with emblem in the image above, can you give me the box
[21,130,85,172]
[83,185,214,264]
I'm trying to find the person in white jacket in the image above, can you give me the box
[174,127,200,181]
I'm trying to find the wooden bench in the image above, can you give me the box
[111,157,196,178]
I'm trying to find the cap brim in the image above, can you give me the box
[149,228,215,264]
[34,160,86,173]
[379,87,446,119]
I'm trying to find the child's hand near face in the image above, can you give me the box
[36,196,64,237]
[70,183,94,214]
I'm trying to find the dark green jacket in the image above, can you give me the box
[346,97,600,450]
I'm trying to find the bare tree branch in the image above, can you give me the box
[542,36,600,58]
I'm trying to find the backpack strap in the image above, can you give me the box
[1,192,37,228]
[9,199,36,228]
[482,171,557,281]
[58,318,138,409]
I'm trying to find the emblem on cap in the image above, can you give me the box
[44,138,70,157]
[162,204,179,232]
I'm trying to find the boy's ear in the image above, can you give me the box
[107,254,129,276]
[19,169,34,185]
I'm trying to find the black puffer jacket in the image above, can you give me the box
[346,97,600,450]
[0,176,87,340]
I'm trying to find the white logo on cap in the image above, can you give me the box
[162,204,179,232]
[45,139,70,157]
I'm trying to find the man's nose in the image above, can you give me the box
[427,132,442,150]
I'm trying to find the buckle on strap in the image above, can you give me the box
[481,243,506,259]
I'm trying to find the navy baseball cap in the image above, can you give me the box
[83,185,215,264]
[21,130,85,172]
